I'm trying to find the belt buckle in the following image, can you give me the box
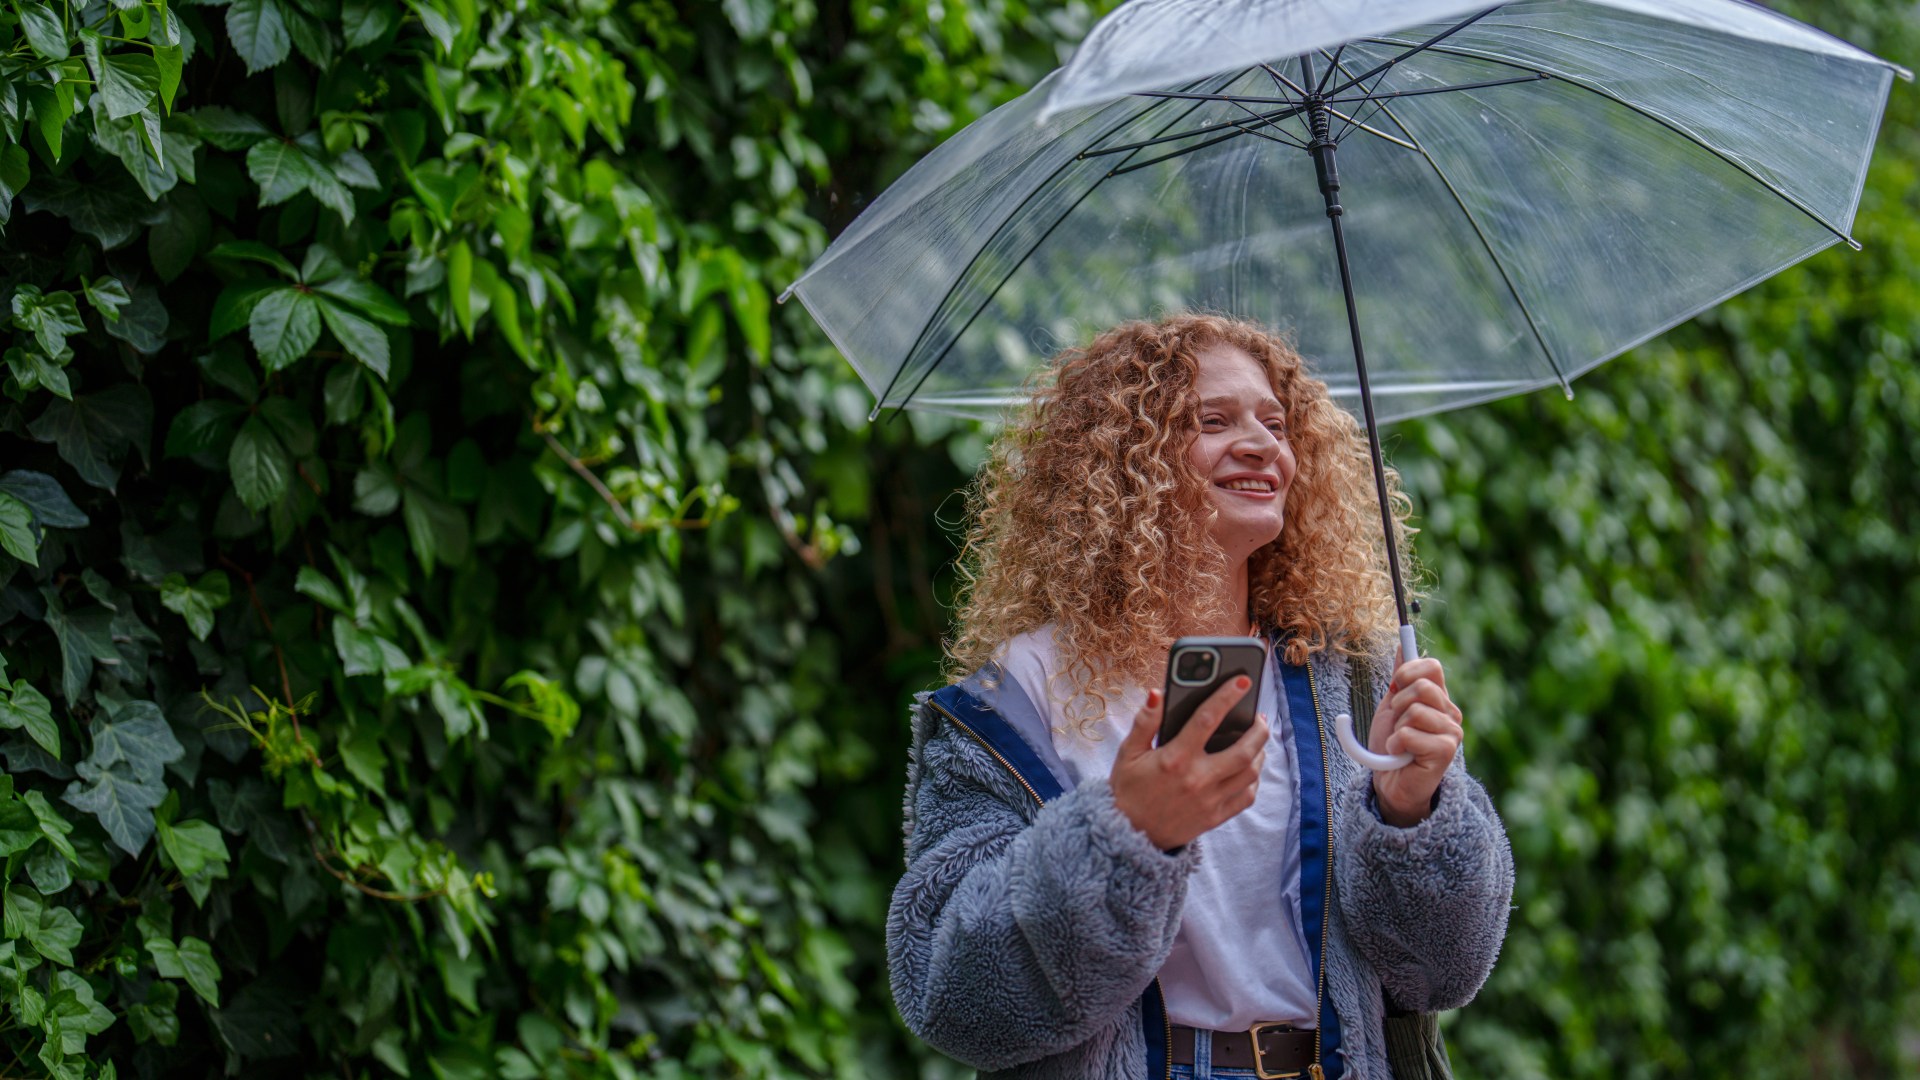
[1246,1021,1301,1080]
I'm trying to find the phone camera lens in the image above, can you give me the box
[1174,648,1217,685]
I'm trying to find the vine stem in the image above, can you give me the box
[217,555,302,743]
[534,424,639,531]
[531,421,716,535]
[303,820,448,903]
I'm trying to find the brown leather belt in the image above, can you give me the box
[1170,1023,1316,1077]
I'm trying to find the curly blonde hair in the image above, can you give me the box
[946,313,1415,721]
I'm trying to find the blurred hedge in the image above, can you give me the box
[1,0,1915,1078]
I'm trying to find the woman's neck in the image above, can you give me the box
[1190,556,1254,637]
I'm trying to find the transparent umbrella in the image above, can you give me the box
[782,0,1906,768]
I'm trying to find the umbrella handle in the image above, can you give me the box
[1334,624,1419,772]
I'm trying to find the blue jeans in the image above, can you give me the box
[1167,1029,1272,1079]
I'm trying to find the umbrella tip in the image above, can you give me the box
[1845,236,1864,252]
[1561,382,1575,401]
[777,285,796,304]
[867,402,884,423]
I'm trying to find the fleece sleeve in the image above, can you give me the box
[1333,757,1515,1012]
[886,717,1200,1072]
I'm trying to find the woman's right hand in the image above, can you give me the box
[1109,680,1268,852]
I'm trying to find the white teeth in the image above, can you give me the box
[1221,479,1273,492]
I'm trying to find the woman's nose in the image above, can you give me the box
[1235,425,1282,462]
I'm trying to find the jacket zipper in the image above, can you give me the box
[1305,661,1332,1080]
[928,700,1046,808]
[926,698,1173,1080]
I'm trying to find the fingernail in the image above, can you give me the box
[1148,689,1161,706]
[1236,676,1250,689]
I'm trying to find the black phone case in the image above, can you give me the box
[1158,637,1267,754]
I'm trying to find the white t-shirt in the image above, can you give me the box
[995,626,1319,1030]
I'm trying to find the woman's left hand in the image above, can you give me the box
[1368,656,1464,827]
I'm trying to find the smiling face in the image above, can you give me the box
[1186,342,1297,564]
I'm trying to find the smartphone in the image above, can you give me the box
[1158,637,1266,754]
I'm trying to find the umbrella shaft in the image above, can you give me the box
[1309,118,1412,631]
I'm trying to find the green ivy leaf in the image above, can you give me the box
[226,0,292,75]
[62,762,167,856]
[248,288,321,371]
[155,818,228,879]
[6,888,82,966]
[0,493,38,567]
[154,45,183,112]
[311,275,411,327]
[126,982,180,1046]
[164,400,245,459]
[22,84,73,160]
[159,571,231,641]
[210,282,285,342]
[341,0,397,48]
[83,277,132,322]
[25,845,72,895]
[19,175,163,250]
[40,589,123,704]
[284,3,333,70]
[0,471,86,529]
[100,284,169,355]
[402,488,469,576]
[25,383,154,493]
[316,297,390,378]
[85,702,184,785]
[352,466,401,516]
[209,240,300,279]
[11,285,86,360]
[4,346,72,400]
[1,681,61,758]
[14,2,68,61]
[246,138,355,222]
[208,778,297,864]
[147,936,220,1007]
[81,35,161,121]
[0,798,39,857]
[0,144,28,225]
[447,239,474,337]
[189,107,275,151]
[229,414,293,510]
[149,190,212,283]
[23,790,76,862]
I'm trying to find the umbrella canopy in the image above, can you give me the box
[784,0,1905,423]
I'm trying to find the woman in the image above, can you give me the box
[887,314,1514,1079]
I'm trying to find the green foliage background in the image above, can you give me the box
[0,0,1913,1077]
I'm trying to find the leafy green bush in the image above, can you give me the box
[0,0,1100,1075]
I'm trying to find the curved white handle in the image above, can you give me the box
[1335,709,1413,772]
[1333,623,1421,772]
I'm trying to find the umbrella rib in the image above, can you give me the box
[1358,37,1861,249]
[1323,52,1573,397]
[1324,72,1551,105]
[1322,6,1505,99]
[1081,102,1309,160]
[1323,47,1401,143]
[1136,89,1315,106]
[1325,107,1420,152]
[881,77,1237,416]
[1316,43,1349,95]
[1107,121,1298,177]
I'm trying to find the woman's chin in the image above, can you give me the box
[1208,510,1286,554]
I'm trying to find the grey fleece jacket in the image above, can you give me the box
[886,647,1514,1079]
